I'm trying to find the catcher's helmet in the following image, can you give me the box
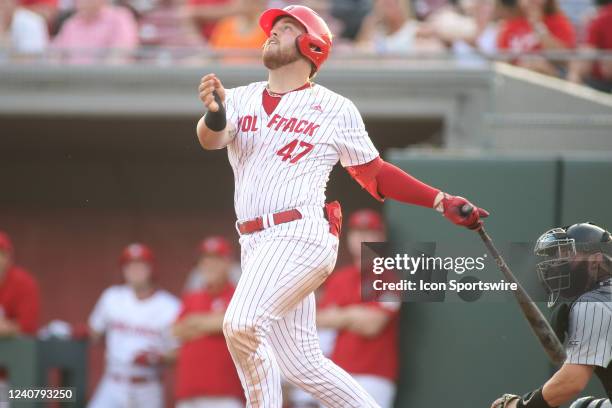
[569,396,611,408]
[259,5,332,76]
[534,222,612,307]
[120,243,155,266]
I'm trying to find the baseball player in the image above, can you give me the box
[88,243,180,408]
[318,209,400,408]
[0,231,40,337]
[491,222,612,408]
[183,236,241,292]
[173,236,243,408]
[196,5,488,407]
[0,231,40,407]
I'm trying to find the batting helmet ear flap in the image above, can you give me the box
[295,33,330,78]
[296,34,329,67]
[293,34,316,77]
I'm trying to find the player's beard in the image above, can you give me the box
[262,38,302,70]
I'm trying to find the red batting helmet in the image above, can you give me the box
[348,209,384,231]
[198,236,232,259]
[259,5,332,76]
[120,243,154,266]
[0,231,14,255]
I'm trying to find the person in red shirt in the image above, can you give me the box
[317,209,400,408]
[0,231,40,337]
[173,236,243,408]
[497,0,576,76]
[568,0,612,92]
[184,0,240,41]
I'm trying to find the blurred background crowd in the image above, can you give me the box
[1,0,612,91]
[1,1,612,407]
[0,210,401,407]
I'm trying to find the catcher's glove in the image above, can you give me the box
[493,394,520,408]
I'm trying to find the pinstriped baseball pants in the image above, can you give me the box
[223,216,380,408]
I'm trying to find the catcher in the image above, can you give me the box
[492,222,612,408]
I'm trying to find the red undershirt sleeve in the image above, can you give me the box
[346,157,440,208]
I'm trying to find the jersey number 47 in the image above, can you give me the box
[277,139,314,164]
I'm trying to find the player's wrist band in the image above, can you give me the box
[204,91,227,131]
[517,388,555,408]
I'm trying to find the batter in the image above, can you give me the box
[196,5,489,407]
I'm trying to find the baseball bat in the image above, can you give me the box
[461,205,566,365]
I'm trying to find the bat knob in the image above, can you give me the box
[460,204,473,217]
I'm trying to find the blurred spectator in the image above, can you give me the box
[116,0,202,49]
[0,0,49,57]
[427,0,498,57]
[19,0,57,23]
[173,236,243,408]
[116,0,155,17]
[567,0,612,92]
[411,0,448,19]
[87,243,180,408]
[317,210,400,408]
[0,231,40,337]
[208,0,266,49]
[558,0,594,33]
[138,0,203,47]
[497,0,576,75]
[185,0,240,41]
[356,0,445,54]
[52,0,138,64]
[183,236,240,292]
[321,0,373,41]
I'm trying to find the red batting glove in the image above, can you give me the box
[434,192,489,230]
[133,350,163,367]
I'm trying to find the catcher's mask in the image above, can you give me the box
[534,222,612,307]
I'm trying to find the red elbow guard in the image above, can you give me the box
[346,157,385,202]
[348,158,440,208]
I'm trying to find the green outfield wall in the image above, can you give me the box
[387,150,610,407]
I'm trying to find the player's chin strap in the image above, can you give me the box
[496,389,556,408]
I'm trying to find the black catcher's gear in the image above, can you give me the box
[534,223,612,307]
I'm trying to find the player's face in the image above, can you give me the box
[571,251,606,275]
[347,229,386,260]
[198,255,230,287]
[123,261,153,289]
[262,17,306,70]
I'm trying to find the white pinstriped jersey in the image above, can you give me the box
[224,81,379,221]
[566,279,612,368]
[89,285,180,376]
